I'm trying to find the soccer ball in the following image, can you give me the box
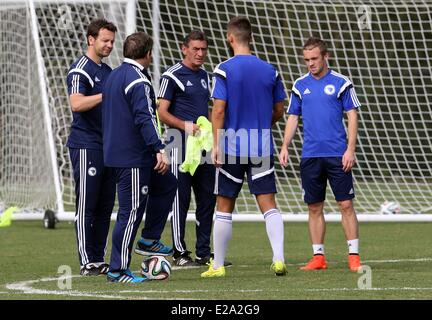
[379,201,401,215]
[141,255,171,280]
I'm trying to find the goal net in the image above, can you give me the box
[1,0,431,217]
[0,2,56,210]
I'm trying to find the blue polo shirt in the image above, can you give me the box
[287,69,361,158]
[158,62,210,122]
[211,55,286,157]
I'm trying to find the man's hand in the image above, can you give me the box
[279,146,289,167]
[342,149,356,172]
[154,152,169,174]
[185,122,200,136]
[212,146,222,168]
[279,115,298,168]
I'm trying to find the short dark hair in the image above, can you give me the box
[227,16,252,44]
[303,37,328,56]
[183,30,207,46]
[123,32,153,60]
[86,18,117,45]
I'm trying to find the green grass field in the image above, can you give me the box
[1,220,432,300]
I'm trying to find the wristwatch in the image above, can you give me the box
[158,148,166,154]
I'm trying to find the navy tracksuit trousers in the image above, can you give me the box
[69,148,116,267]
[109,167,177,272]
[170,147,216,258]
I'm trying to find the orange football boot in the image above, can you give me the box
[300,255,327,270]
[348,254,362,272]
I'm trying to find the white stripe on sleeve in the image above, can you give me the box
[337,80,352,98]
[158,78,169,98]
[124,78,148,95]
[68,68,94,88]
[350,87,361,108]
[291,86,302,100]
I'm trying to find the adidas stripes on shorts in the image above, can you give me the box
[215,156,277,198]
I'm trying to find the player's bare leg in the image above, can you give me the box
[338,199,361,271]
[308,201,326,244]
[217,195,236,213]
[300,201,327,270]
[338,199,358,240]
[256,193,276,213]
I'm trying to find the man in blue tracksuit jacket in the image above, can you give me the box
[102,32,177,283]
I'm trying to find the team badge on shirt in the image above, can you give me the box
[201,79,207,89]
[88,167,97,176]
[324,84,336,95]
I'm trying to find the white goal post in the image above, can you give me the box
[1,0,431,222]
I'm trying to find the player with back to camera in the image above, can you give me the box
[279,37,362,272]
[102,32,177,283]
[66,18,117,276]
[201,16,287,278]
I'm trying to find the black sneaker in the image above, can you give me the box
[98,263,110,274]
[195,253,233,267]
[173,251,200,267]
[80,263,110,276]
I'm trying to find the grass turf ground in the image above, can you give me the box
[1,220,432,300]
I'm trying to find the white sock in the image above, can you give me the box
[213,211,232,269]
[313,244,325,255]
[263,208,284,262]
[347,239,359,254]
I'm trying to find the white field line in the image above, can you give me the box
[4,257,432,299]
[362,258,432,263]
[171,265,201,270]
[117,289,264,294]
[5,275,129,299]
[306,287,432,292]
[4,273,259,299]
[287,257,432,266]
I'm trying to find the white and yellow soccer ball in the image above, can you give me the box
[141,255,171,280]
[379,201,401,215]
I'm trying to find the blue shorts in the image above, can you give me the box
[215,156,277,198]
[300,157,355,204]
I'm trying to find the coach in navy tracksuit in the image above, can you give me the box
[157,31,217,267]
[102,32,177,282]
[66,19,117,276]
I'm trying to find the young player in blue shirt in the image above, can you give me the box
[279,37,362,272]
[102,32,177,283]
[201,17,287,278]
[66,19,117,276]
[158,31,230,267]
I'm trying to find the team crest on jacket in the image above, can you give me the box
[201,79,207,89]
[324,84,336,95]
[141,186,148,195]
[88,167,97,176]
